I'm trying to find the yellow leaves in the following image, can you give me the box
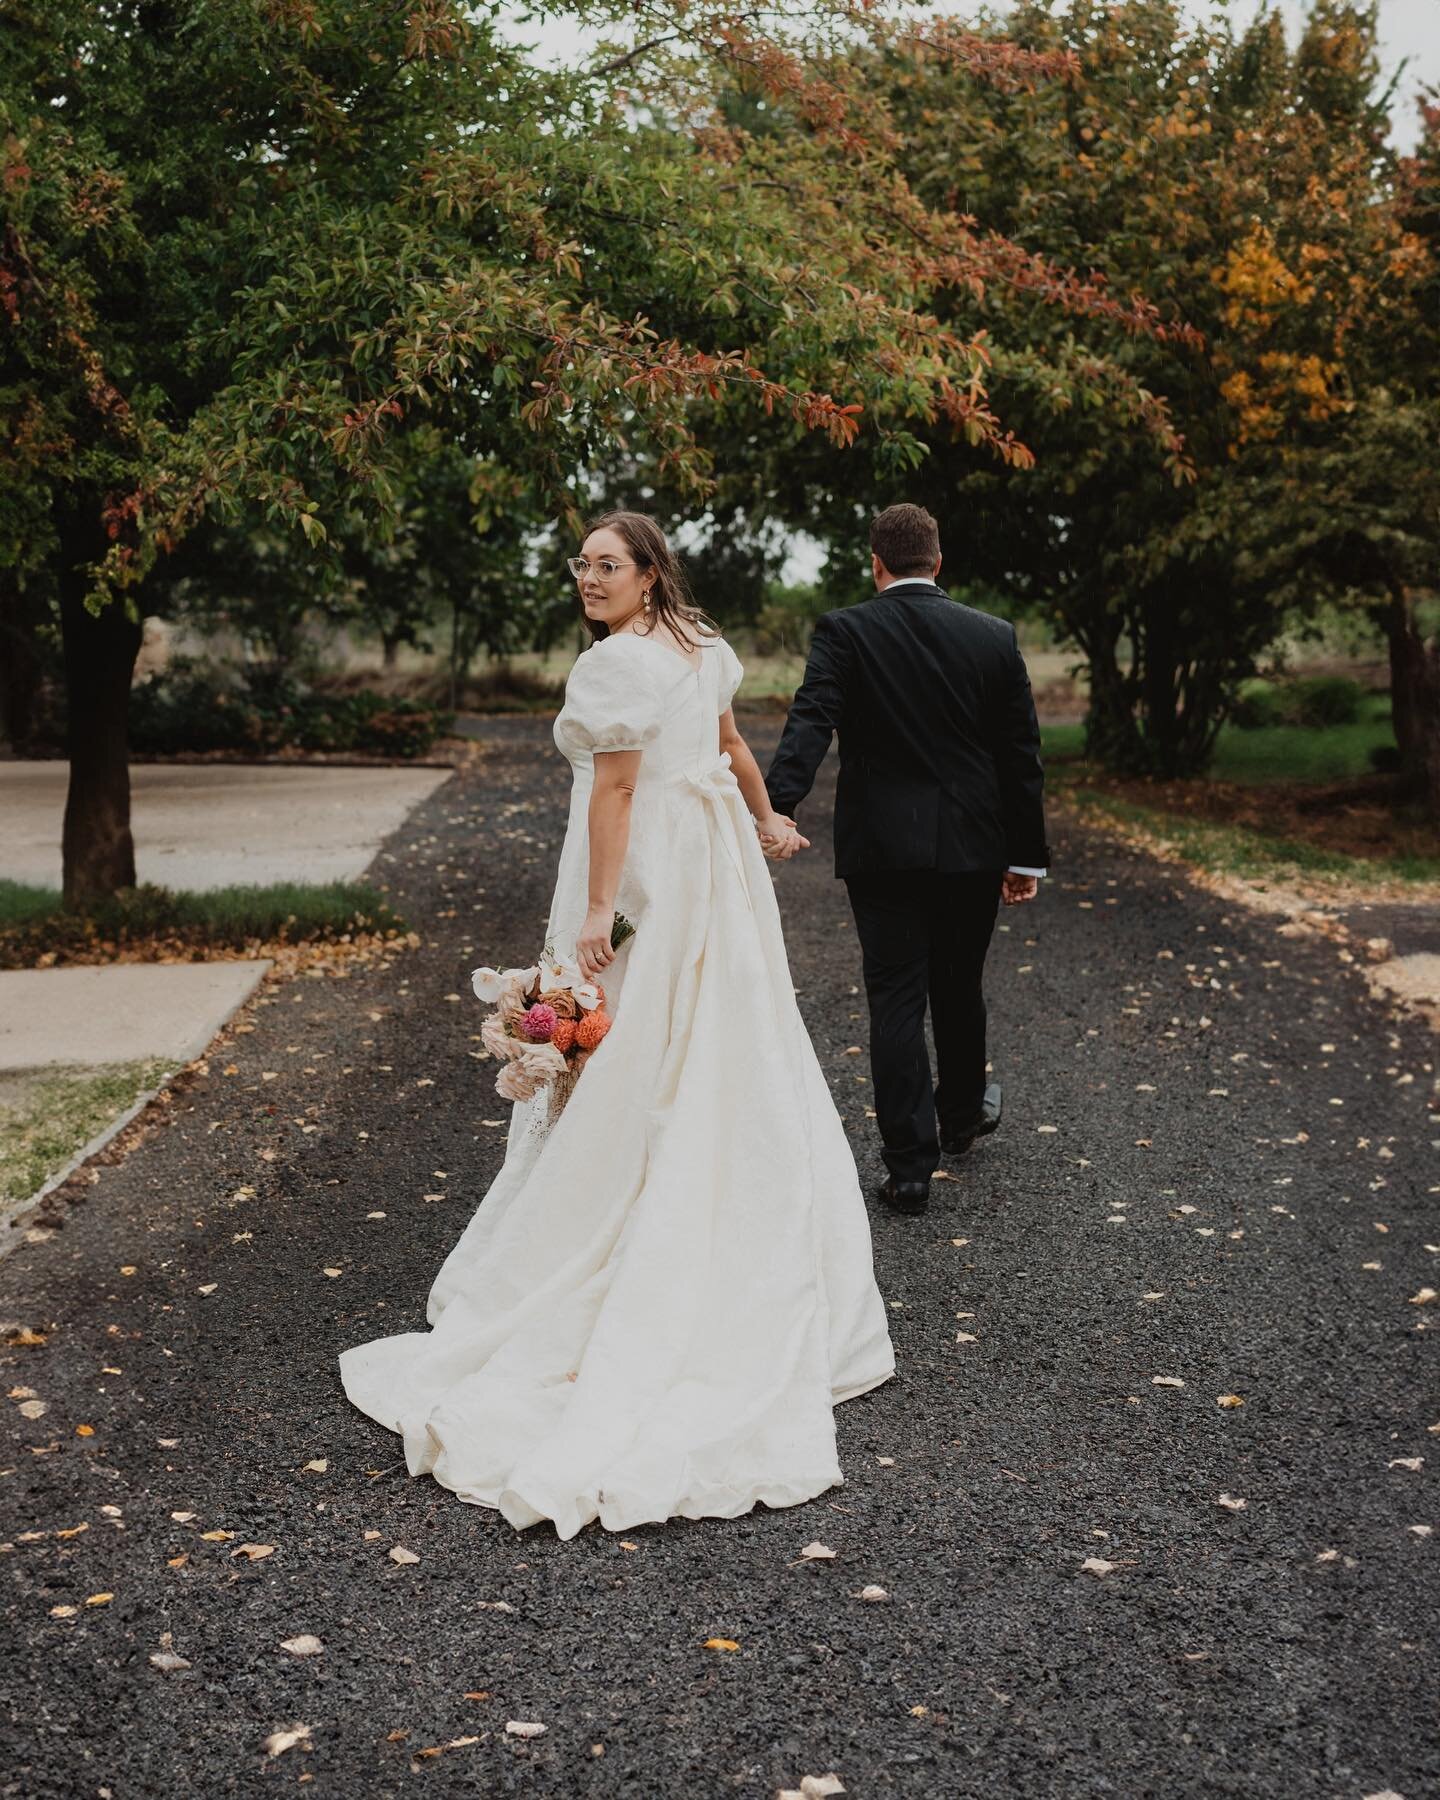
[55,1523,89,1540]
[703,1637,740,1651]
[199,1529,235,1541]
[231,1542,275,1560]
[74,1423,95,1437]
[85,1591,114,1606]
[1217,1393,1246,1408]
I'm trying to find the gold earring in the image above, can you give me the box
[642,589,653,609]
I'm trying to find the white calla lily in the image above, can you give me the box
[472,964,539,1003]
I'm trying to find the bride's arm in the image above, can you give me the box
[719,711,809,856]
[577,749,642,979]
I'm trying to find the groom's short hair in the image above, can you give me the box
[870,504,940,578]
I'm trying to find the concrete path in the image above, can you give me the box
[1,761,453,892]
[2,717,1436,1799]
[0,961,273,1070]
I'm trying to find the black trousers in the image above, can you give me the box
[843,869,1003,1184]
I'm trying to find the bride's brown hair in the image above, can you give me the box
[580,510,720,647]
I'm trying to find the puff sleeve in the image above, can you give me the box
[716,636,744,710]
[553,638,667,756]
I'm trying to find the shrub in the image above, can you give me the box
[1229,679,1283,730]
[127,657,451,756]
[1228,674,1364,731]
[1288,675,1362,727]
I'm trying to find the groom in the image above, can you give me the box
[764,503,1050,1217]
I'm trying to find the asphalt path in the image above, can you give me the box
[3,715,1436,1799]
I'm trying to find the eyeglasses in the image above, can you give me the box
[567,557,638,581]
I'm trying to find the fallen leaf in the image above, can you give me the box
[1409,1524,1433,1538]
[475,1599,515,1612]
[49,1605,78,1618]
[232,1543,275,1561]
[858,1585,889,1603]
[1080,1557,1116,1576]
[17,1400,48,1420]
[322,1268,343,1279]
[280,1635,324,1656]
[703,1637,740,1651]
[798,1541,837,1560]
[199,1530,235,1542]
[955,1331,978,1344]
[170,1511,196,1523]
[778,1778,847,1800]
[197,1284,218,1296]
[85,1592,114,1606]
[875,1456,896,1467]
[1389,1457,1423,1472]
[1217,1494,1247,1512]
[388,1545,420,1564]
[1152,1376,1184,1388]
[74,1424,95,1438]
[1409,1287,1437,1307]
[150,1650,192,1672]
[618,1541,639,1552]
[1217,1394,1246,1408]
[504,1720,547,1738]
[263,1723,314,1758]
[302,1459,328,1473]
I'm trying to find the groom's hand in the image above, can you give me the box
[1001,872,1039,906]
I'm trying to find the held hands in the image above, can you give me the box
[576,906,618,980]
[756,812,809,861]
[1001,872,1039,906]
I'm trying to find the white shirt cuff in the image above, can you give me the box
[1007,866,1047,877]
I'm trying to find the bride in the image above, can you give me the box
[339,510,895,1540]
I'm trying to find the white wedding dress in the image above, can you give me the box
[338,629,895,1539]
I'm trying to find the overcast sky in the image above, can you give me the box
[502,1,1438,149]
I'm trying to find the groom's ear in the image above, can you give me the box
[932,553,943,581]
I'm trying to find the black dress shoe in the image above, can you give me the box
[875,1175,929,1215]
[940,1081,1003,1156]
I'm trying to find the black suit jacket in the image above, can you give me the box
[765,583,1051,878]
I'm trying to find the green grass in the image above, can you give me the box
[0,879,406,967]
[1068,788,1440,886]
[0,1059,174,1206]
[1041,696,1396,786]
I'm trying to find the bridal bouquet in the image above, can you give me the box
[471,915,634,1110]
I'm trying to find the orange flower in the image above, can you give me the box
[575,1009,612,1052]
[551,1018,578,1053]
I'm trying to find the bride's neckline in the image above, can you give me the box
[607,629,711,676]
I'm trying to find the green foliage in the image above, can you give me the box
[752,583,831,657]
[1231,676,1365,729]
[0,876,404,968]
[122,657,450,756]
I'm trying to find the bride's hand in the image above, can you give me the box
[576,907,616,980]
[756,813,809,861]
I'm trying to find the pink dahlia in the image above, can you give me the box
[519,1002,558,1042]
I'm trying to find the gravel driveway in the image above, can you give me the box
[3,714,1435,1799]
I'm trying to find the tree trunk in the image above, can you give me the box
[0,574,46,753]
[59,566,144,909]
[1382,587,1424,764]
